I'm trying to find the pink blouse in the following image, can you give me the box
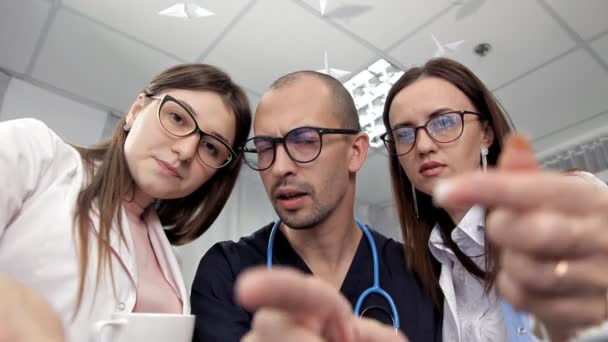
[123,200,182,313]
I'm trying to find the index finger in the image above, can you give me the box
[235,267,356,342]
[433,170,608,214]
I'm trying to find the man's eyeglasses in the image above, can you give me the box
[242,126,360,171]
[380,110,482,156]
[148,94,236,168]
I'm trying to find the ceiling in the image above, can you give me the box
[1,0,608,205]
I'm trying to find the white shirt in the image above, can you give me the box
[429,205,509,342]
[0,118,189,342]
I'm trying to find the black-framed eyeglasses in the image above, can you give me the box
[242,126,360,171]
[148,94,236,168]
[380,110,482,156]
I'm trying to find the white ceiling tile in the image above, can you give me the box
[61,0,252,61]
[299,0,451,49]
[546,0,608,40]
[592,33,608,65]
[204,0,376,93]
[355,151,392,204]
[31,9,182,112]
[495,48,608,140]
[0,0,51,73]
[389,0,575,89]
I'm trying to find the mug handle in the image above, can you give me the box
[93,318,128,342]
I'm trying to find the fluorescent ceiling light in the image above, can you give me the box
[316,50,351,79]
[431,33,464,58]
[158,3,215,19]
[320,0,328,16]
[343,59,403,148]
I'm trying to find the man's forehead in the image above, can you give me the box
[253,85,339,135]
[253,112,344,137]
[253,110,332,136]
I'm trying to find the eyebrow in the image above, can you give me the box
[174,98,231,144]
[392,107,455,129]
[175,98,198,119]
[209,131,230,144]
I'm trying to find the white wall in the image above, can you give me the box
[357,201,402,242]
[0,71,9,106]
[0,77,108,145]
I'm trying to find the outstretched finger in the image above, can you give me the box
[236,267,356,342]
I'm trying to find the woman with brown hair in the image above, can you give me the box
[379,57,526,341]
[0,63,251,341]
[434,136,608,342]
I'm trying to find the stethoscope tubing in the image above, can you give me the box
[266,219,400,329]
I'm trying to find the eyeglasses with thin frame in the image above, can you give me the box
[242,126,360,171]
[380,110,482,156]
[148,94,236,168]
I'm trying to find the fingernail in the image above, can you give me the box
[432,180,452,206]
[506,134,531,152]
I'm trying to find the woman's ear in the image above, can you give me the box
[481,122,495,149]
[125,94,147,130]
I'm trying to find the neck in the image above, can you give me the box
[281,210,362,289]
[129,186,155,209]
[443,205,472,225]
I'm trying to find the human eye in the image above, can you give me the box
[201,140,220,156]
[394,127,415,143]
[254,139,273,153]
[169,112,186,124]
[289,128,320,145]
[430,114,458,130]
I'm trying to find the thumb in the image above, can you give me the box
[497,134,539,171]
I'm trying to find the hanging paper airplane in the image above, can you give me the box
[431,33,464,58]
[316,51,351,79]
[320,0,328,16]
[158,3,215,19]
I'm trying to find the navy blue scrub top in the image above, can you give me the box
[190,222,442,342]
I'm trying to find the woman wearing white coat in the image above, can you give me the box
[0,63,251,341]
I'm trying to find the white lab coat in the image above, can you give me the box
[0,118,190,342]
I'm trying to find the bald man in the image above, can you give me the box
[190,71,441,342]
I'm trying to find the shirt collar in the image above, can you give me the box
[429,205,486,259]
[456,205,486,247]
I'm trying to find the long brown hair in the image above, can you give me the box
[382,58,513,305]
[72,64,251,312]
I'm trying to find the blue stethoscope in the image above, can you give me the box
[266,219,400,330]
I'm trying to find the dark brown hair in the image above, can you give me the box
[72,64,251,312]
[382,58,514,305]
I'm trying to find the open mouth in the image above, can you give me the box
[275,188,308,210]
[278,192,306,200]
[421,165,441,172]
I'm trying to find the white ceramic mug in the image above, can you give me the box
[93,313,195,342]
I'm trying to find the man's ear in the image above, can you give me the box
[348,132,369,173]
